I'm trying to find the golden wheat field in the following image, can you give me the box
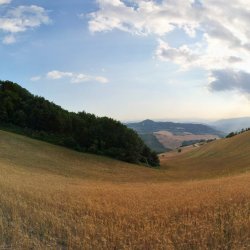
[0,130,249,249]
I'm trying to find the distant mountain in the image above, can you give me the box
[127,119,223,135]
[211,117,250,134]
[126,120,223,152]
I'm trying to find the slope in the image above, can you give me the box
[126,119,224,152]
[161,130,250,180]
[127,119,223,135]
[0,130,249,249]
[212,116,250,133]
[0,129,169,182]
[0,81,159,166]
[1,129,249,181]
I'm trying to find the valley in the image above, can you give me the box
[0,129,249,249]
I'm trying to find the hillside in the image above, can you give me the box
[139,133,168,153]
[161,130,250,180]
[0,130,166,182]
[2,129,248,181]
[127,119,223,152]
[127,119,223,135]
[0,81,159,166]
[0,130,249,249]
[211,117,250,133]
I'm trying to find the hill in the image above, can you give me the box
[211,117,250,133]
[0,130,167,182]
[139,133,168,153]
[161,130,250,180]
[0,81,159,166]
[0,129,249,249]
[127,119,223,135]
[126,119,223,152]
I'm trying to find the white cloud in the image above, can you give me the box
[47,70,109,84]
[0,0,11,4]
[47,71,73,80]
[30,76,41,82]
[0,5,50,44]
[2,34,15,44]
[155,39,199,69]
[89,1,250,96]
[89,0,198,36]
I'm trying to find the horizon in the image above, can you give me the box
[1,0,250,121]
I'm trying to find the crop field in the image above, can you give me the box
[161,131,250,180]
[0,130,249,249]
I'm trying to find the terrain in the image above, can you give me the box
[127,119,223,152]
[154,130,219,150]
[0,129,249,249]
[0,81,159,166]
[211,117,250,133]
[160,130,250,180]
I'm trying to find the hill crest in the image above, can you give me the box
[0,80,159,166]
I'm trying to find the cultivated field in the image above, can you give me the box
[161,131,250,180]
[0,130,249,249]
[154,130,219,149]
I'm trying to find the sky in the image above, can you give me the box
[1,0,250,122]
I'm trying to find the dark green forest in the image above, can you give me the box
[0,81,159,167]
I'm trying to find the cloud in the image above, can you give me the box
[209,69,250,94]
[2,34,15,44]
[155,39,199,68]
[30,76,41,82]
[89,1,250,96]
[47,71,73,80]
[0,0,11,4]
[88,0,198,36]
[47,70,109,84]
[0,5,50,44]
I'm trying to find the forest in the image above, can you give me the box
[0,81,159,167]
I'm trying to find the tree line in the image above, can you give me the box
[226,128,250,138]
[0,81,159,167]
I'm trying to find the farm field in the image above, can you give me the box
[0,130,249,249]
[160,131,250,180]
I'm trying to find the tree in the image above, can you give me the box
[0,80,160,167]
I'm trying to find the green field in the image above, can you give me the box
[0,130,249,249]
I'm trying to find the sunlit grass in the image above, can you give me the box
[0,130,249,249]
[161,131,250,180]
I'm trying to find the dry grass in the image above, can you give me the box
[154,130,219,149]
[161,131,250,180]
[0,130,249,249]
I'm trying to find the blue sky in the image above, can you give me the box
[1,0,250,122]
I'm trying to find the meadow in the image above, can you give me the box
[0,130,249,249]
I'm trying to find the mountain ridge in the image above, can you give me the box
[211,117,250,133]
[126,119,224,152]
[127,119,223,135]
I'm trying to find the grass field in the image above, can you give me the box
[161,131,250,180]
[0,130,249,249]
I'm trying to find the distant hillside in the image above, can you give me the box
[126,119,223,152]
[212,117,250,133]
[161,130,250,179]
[0,81,159,167]
[139,133,168,153]
[127,119,223,135]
